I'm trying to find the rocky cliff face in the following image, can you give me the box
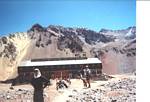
[0,32,31,80]
[0,24,136,80]
[99,26,136,40]
[25,24,116,59]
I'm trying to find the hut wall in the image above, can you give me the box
[17,63,102,83]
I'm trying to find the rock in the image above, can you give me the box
[18,89,23,91]
[73,89,77,92]
[68,95,73,97]
[10,86,14,90]
[111,100,117,102]
[66,100,70,102]
[6,95,11,99]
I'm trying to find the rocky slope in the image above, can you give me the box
[99,26,136,40]
[92,39,136,74]
[0,24,136,80]
[0,33,31,80]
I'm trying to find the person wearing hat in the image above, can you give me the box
[31,68,50,102]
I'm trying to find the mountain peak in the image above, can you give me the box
[29,23,45,32]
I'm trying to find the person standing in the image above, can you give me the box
[84,65,91,88]
[79,67,86,87]
[31,68,50,102]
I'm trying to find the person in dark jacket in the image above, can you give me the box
[31,68,50,102]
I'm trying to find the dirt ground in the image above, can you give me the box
[0,74,135,102]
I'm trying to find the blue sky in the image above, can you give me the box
[0,0,135,35]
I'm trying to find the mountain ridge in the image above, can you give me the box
[0,24,136,81]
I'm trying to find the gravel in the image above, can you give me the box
[0,88,34,101]
[66,77,136,102]
[0,76,136,102]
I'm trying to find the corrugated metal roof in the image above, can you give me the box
[19,58,101,67]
